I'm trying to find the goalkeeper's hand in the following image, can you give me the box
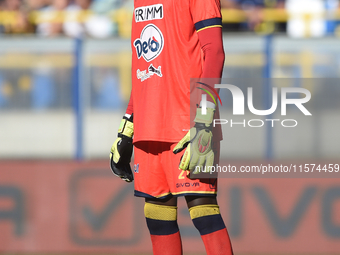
[173,107,215,176]
[110,115,134,182]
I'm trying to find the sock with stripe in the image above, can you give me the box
[189,204,233,255]
[144,202,182,255]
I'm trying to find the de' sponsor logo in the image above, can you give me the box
[134,24,164,62]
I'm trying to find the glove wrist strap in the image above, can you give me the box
[118,118,134,138]
[194,107,215,126]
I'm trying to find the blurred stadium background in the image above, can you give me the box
[1,0,340,254]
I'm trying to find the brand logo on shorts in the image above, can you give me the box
[134,24,164,62]
[176,182,200,188]
[134,163,139,173]
[209,179,217,189]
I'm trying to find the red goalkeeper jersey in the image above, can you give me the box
[131,0,222,143]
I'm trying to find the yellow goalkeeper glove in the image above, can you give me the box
[110,115,134,182]
[173,107,215,176]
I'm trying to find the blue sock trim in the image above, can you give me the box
[146,218,179,236]
[192,214,226,235]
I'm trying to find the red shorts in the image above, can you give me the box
[133,141,219,199]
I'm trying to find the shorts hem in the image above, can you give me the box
[134,190,172,199]
[134,190,217,199]
[172,191,217,197]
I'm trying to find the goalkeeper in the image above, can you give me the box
[110,0,233,254]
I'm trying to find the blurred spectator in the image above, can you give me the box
[221,0,286,32]
[240,0,285,31]
[286,0,325,37]
[91,0,122,14]
[221,0,239,8]
[63,0,115,38]
[26,0,51,10]
[5,0,340,37]
[0,0,35,34]
[36,0,70,37]
[324,0,340,35]
[112,0,133,38]
[233,0,285,9]
[63,0,92,37]
[1,0,21,10]
[286,0,340,37]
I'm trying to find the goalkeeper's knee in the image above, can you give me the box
[144,203,182,255]
[189,204,226,235]
[189,204,233,255]
[144,202,179,235]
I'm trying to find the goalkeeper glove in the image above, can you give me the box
[110,114,134,182]
[173,107,215,176]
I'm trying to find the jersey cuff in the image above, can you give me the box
[195,17,222,33]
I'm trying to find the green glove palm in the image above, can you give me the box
[173,107,215,176]
[110,115,134,182]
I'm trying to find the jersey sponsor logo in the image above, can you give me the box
[135,4,163,22]
[148,64,162,77]
[134,24,164,62]
[137,64,162,82]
